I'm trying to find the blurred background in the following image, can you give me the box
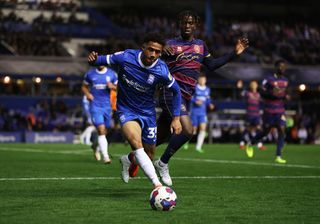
[0,0,319,144]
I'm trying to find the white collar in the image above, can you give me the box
[96,67,107,74]
[138,52,158,69]
[197,84,206,90]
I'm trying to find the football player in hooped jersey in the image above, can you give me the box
[146,10,249,186]
[239,80,266,151]
[82,65,118,164]
[246,60,289,164]
[88,33,182,189]
[189,74,214,153]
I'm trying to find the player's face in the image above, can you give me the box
[180,16,196,39]
[276,62,286,75]
[141,41,163,66]
[198,76,206,86]
[250,81,258,91]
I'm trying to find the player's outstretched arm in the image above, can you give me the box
[203,37,249,71]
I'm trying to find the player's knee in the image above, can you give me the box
[183,127,194,140]
[127,137,143,149]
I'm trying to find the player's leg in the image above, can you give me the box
[195,115,207,153]
[154,114,193,186]
[120,119,161,188]
[159,114,193,163]
[96,124,111,163]
[274,115,287,163]
[247,115,271,158]
[156,111,171,146]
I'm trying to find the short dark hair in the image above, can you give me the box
[142,32,166,46]
[274,59,286,67]
[177,10,200,25]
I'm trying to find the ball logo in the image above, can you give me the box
[194,45,200,53]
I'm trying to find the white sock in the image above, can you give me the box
[134,148,161,186]
[196,130,206,150]
[80,125,95,145]
[98,135,109,160]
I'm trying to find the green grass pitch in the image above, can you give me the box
[0,143,319,224]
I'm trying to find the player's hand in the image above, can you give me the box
[209,104,215,110]
[235,37,249,55]
[86,93,94,101]
[163,45,174,56]
[88,51,98,63]
[195,100,203,105]
[170,117,182,135]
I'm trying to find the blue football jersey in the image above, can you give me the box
[190,84,211,116]
[83,67,118,108]
[104,49,175,115]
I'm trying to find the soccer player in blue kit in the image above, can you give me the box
[137,10,248,186]
[189,73,214,153]
[88,33,182,189]
[246,60,289,163]
[82,65,118,163]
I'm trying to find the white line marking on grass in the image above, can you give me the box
[171,157,320,169]
[0,176,320,181]
[1,147,319,170]
[0,147,89,155]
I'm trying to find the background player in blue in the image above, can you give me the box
[246,60,289,164]
[88,33,182,189]
[82,65,118,164]
[79,95,96,146]
[189,73,214,153]
[150,10,249,186]
[239,80,266,151]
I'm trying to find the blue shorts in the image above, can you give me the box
[191,114,207,127]
[263,113,286,128]
[246,116,261,126]
[159,88,188,116]
[90,106,112,128]
[117,111,157,145]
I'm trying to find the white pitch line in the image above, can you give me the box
[171,157,320,169]
[0,176,320,181]
[1,147,320,170]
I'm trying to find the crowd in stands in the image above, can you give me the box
[0,0,80,12]
[0,4,319,65]
[0,100,81,132]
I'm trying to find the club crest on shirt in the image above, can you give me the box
[176,46,182,53]
[147,74,155,85]
[194,45,200,53]
[181,104,186,112]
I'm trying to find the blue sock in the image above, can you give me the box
[160,134,191,164]
[276,135,285,156]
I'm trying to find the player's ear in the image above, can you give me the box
[141,43,146,51]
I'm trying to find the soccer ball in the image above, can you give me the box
[149,186,177,211]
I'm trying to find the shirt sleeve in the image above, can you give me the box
[112,71,118,85]
[94,51,125,66]
[83,73,91,85]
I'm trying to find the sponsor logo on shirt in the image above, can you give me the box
[122,74,149,92]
